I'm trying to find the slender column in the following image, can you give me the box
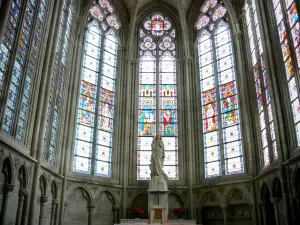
[15,189,28,225]
[279,166,291,225]
[196,207,203,224]
[270,198,280,225]
[0,184,15,225]
[221,205,228,225]
[38,196,48,225]
[88,204,95,225]
[113,206,120,224]
[50,200,58,225]
[260,202,267,225]
[0,0,12,42]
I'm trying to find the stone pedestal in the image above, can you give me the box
[148,190,169,221]
[149,205,168,225]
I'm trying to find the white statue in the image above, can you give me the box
[150,134,168,181]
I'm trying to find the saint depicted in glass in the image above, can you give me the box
[137,14,178,180]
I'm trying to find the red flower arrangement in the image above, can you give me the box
[172,208,185,219]
[130,208,144,218]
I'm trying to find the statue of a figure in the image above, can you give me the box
[150,134,168,181]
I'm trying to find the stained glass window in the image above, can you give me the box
[0,0,49,142]
[196,0,244,178]
[271,0,300,146]
[73,2,120,177]
[137,14,178,180]
[43,0,73,163]
[245,0,278,166]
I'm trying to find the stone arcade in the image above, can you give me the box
[1,0,300,225]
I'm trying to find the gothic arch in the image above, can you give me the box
[66,186,92,204]
[1,157,13,185]
[95,189,117,206]
[271,177,283,198]
[18,165,27,189]
[224,187,251,205]
[169,191,186,207]
[200,191,221,206]
[39,175,47,197]
[261,183,271,201]
[51,180,58,200]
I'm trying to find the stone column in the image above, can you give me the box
[15,189,28,225]
[88,204,95,225]
[113,206,120,224]
[221,205,228,225]
[50,200,58,225]
[270,198,280,225]
[260,202,267,225]
[0,0,12,42]
[196,207,203,224]
[0,184,15,225]
[38,196,49,225]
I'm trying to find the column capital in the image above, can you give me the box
[221,205,228,210]
[270,197,279,205]
[40,196,48,204]
[88,204,95,211]
[3,183,15,194]
[19,188,29,197]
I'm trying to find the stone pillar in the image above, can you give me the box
[260,203,267,225]
[113,206,120,224]
[15,189,28,225]
[38,196,49,225]
[0,0,12,42]
[0,184,15,225]
[196,207,203,224]
[50,200,58,225]
[270,198,280,225]
[221,205,227,225]
[88,204,94,225]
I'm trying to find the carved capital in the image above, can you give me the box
[4,184,15,194]
[40,196,48,204]
[88,204,95,211]
[270,197,279,206]
[19,188,29,197]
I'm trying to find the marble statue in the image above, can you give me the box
[150,134,168,181]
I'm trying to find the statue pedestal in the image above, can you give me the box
[149,205,168,225]
[148,189,169,221]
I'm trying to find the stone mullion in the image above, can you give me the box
[0,0,12,42]
[211,34,224,176]
[45,0,71,161]
[248,2,275,164]
[11,0,43,139]
[38,196,48,225]
[0,0,28,127]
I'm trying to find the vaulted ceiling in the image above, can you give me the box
[122,0,194,14]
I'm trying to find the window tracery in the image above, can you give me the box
[72,0,120,177]
[271,0,300,146]
[196,0,244,178]
[137,14,178,180]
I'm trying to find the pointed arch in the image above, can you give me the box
[1,157,13,184]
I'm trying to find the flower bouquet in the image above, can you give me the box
[172,208,185,219]
[130,207,144,219]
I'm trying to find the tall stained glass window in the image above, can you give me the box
[137,14,178,180]
[245,0,277,166]
[196,0,244,178]
[271,0,300,146]
[72,0,120,177]
[0,0,49,142]
[43,0,73,163]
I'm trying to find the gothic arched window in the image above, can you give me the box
[270,0,300,146]
[72,1,120,177]
[195,0,244,178]
[0,0,50,143]
[137,14,178,180]
[244,0,278,166]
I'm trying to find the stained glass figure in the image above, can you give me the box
[138,14,178,180]
[73,1,120,176]
[271,0,300,148]
[197,0,244,177]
